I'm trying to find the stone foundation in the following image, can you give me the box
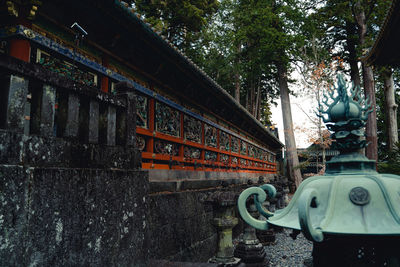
[0,165,149,266]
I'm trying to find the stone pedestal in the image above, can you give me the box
[234,203,267,265]
[207,191,241,266]
[256,229,276,246]
[254,200,276,246]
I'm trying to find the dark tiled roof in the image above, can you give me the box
[364,0,400,66]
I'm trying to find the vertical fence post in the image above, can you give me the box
[216,129,220,168]
[88,100,99,144]
[39,85,56,136]
[107,106,116,146]
[179,112,184,158]
[115,82,136,146]
[200,122,205,164]
[1,74,29,132]
[148,98,155,165]
[65,93,80,138]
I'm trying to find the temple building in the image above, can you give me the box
[1,0,282,182]
[0,0,284,265]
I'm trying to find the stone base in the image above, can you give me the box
[208,256,241,266]
[270,225,284,233]
[234,243,266,263]
[256,229,276,246]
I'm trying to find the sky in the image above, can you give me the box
[270,76,318,149]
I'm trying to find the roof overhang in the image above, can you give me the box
[364,0,400,67]
[37,0,283,149]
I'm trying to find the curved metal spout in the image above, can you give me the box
[298,188,324,242]
[254,184,276,218]
[237,184,276,230]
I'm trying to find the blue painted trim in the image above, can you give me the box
[0,25,275,156]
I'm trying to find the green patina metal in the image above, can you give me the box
[238,74,400,242]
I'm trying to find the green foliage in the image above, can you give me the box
[377,142,400,175]
[133,0,219,47]
[189,0,310,121]
[306,0,389,76]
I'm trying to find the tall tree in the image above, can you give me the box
[276,61,303,187]
[352,0,378,161]
[380,67,399,151]
[269,0,307,187]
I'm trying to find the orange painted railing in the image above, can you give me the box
[136,97,277,173]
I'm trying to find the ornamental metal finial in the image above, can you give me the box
[317,74,372,152]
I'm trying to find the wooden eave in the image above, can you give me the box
[365,0,400,67]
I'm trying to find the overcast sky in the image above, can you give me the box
[270,76,318,149]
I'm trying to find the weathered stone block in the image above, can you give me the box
[88,100,99,144]
[65,93,80,138]
[115,83,136,147]
[0,130,141,169]
[40,84,56,136]
[3,75,29,132]
[23,135,71,166]
[107,106,116,146]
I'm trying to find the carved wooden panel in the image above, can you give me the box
[184,115,201,143]
[155,102,180,137]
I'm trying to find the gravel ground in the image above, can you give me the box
[263,229,313,267]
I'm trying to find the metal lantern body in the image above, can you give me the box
[268,170,400,237]
[238,75,400,266]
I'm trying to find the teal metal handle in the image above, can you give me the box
[237,184,276,230]
[298,188,324,242]
[254,184,276,218]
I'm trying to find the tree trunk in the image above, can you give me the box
[353,0,378,162]
[245,89,250,111]
[234,44,241,103]
[346,21,361,88]
[254,81,261,118]
[276,61,302,188]
[316,90,326,167]
[382,68,399,151]
[349,57,361,89]
[235,71,240,103]
[249,81,255,115]
[362,64,378,162]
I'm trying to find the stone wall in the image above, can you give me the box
[0,130,148,266]
[147,190,217,262]
[146,183,251,263]
[0,165,148,266]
